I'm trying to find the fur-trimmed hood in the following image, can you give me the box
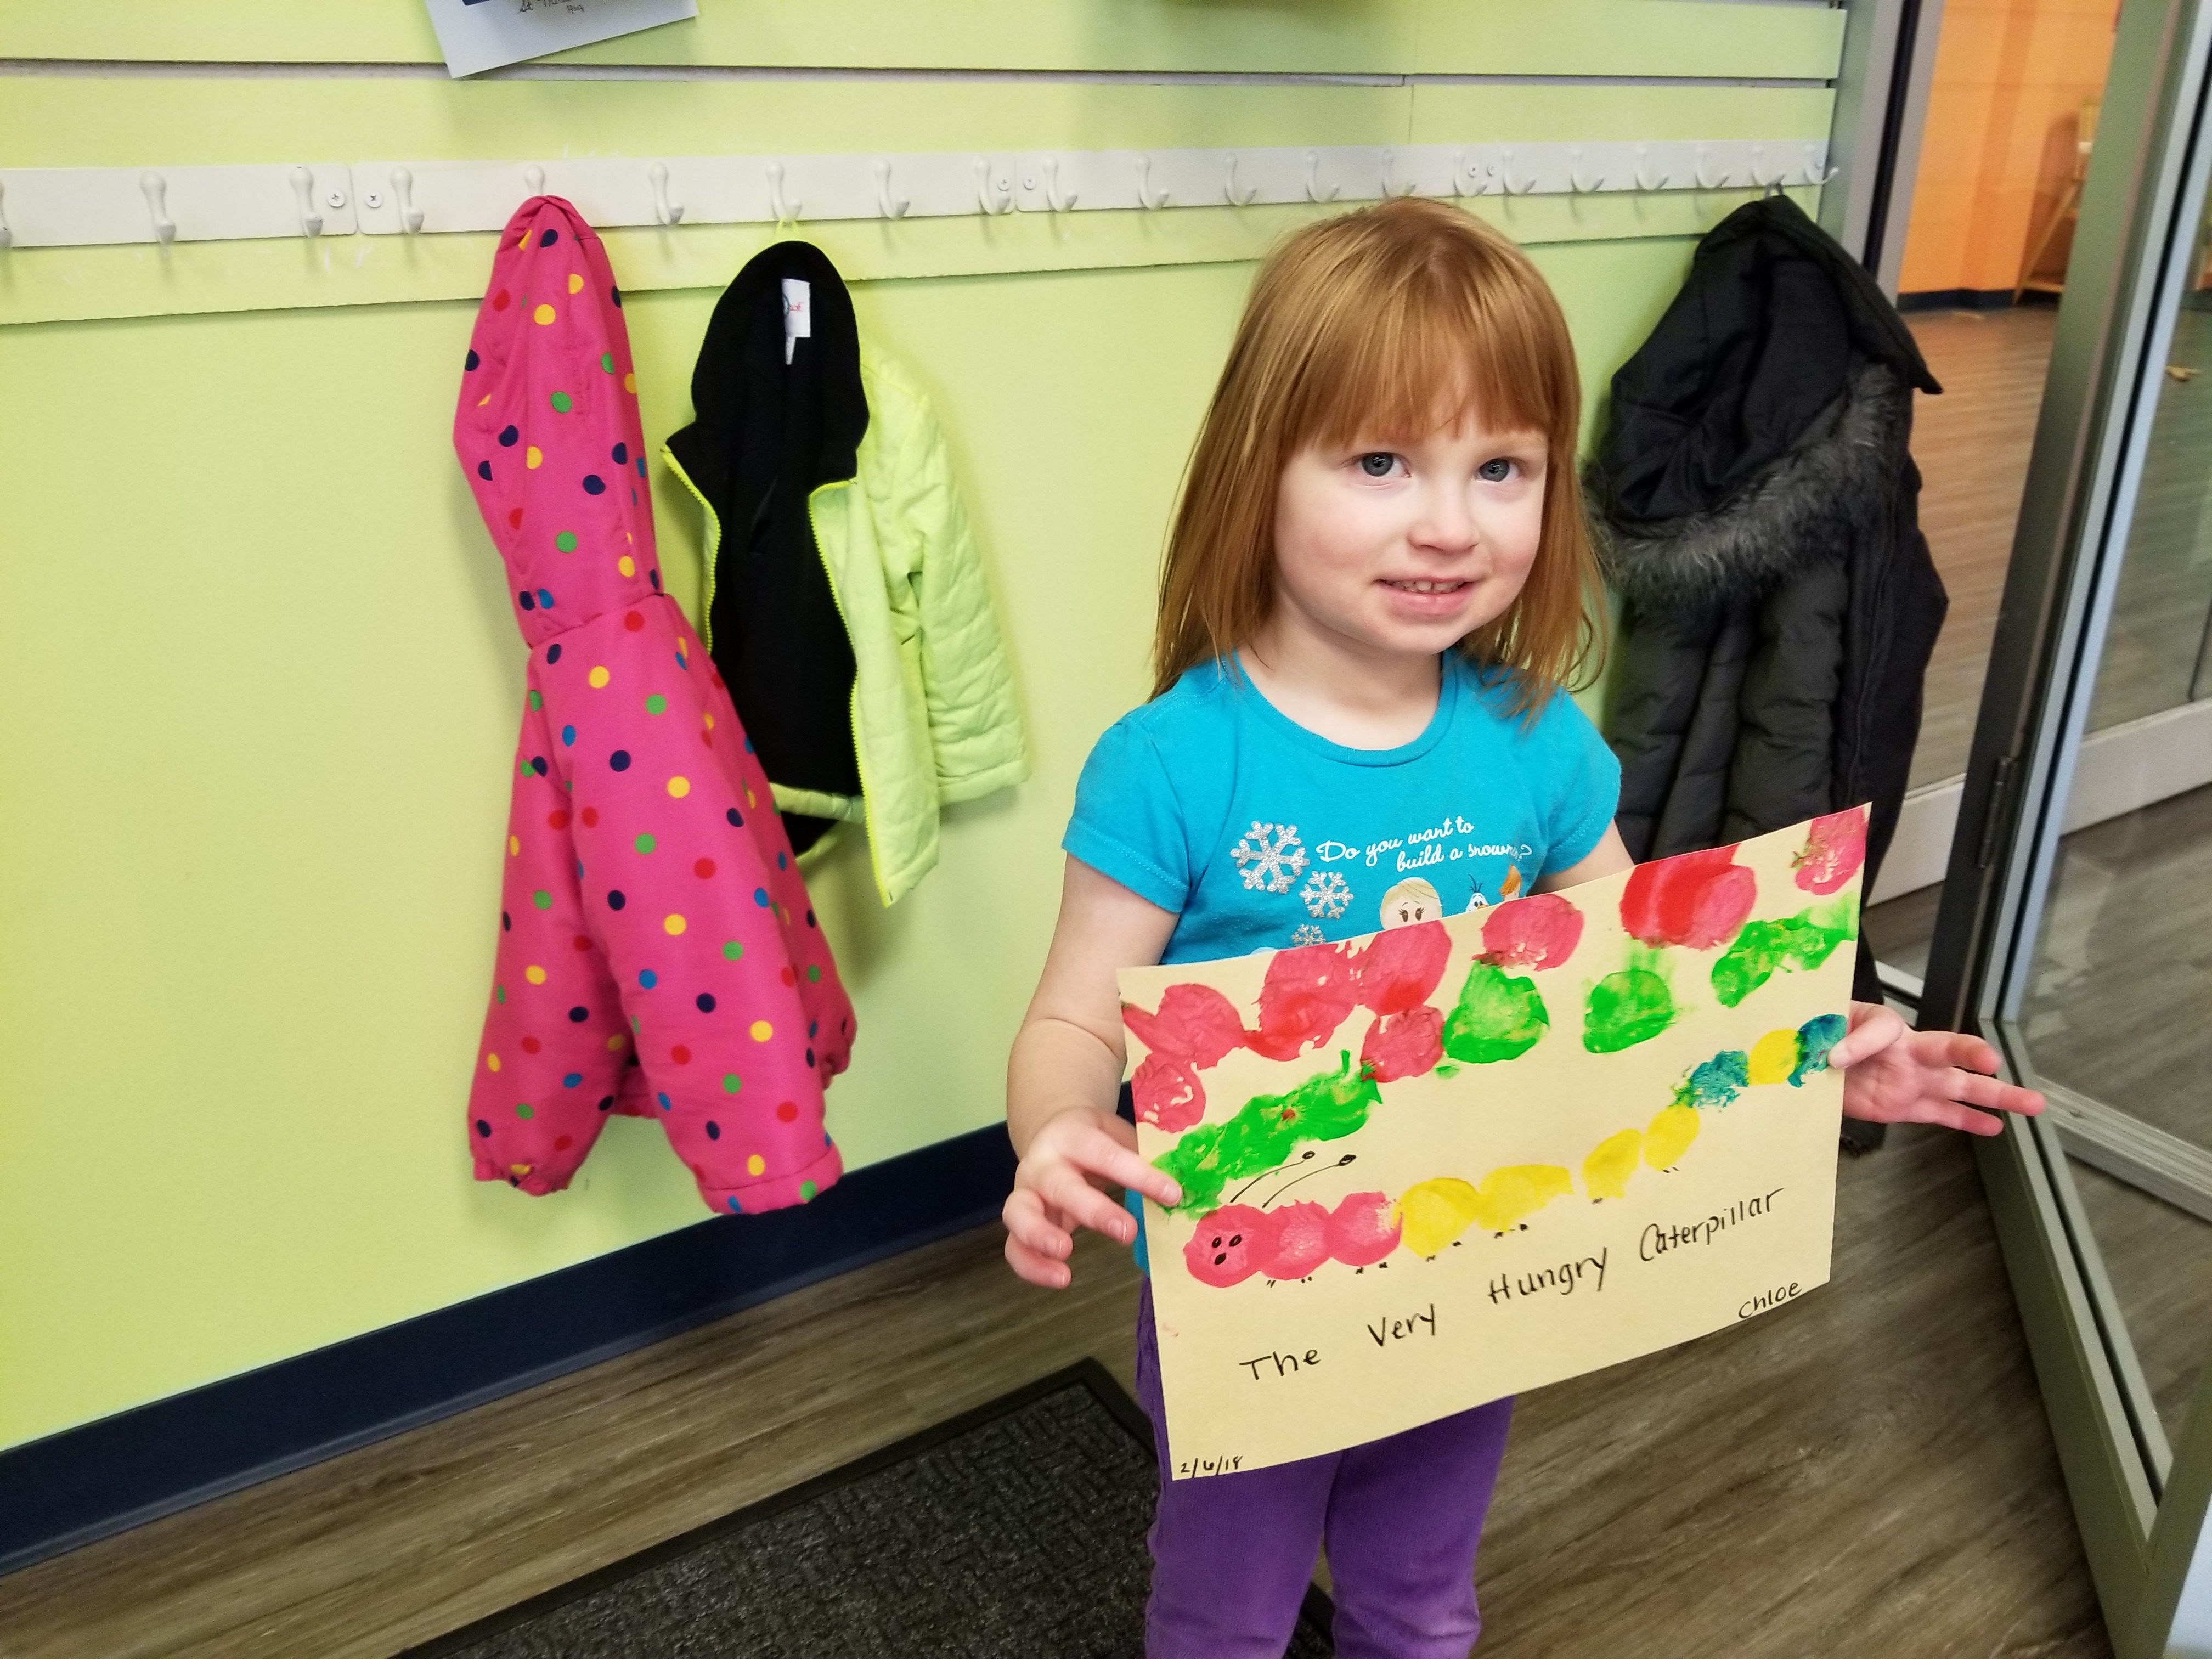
[1590,361,1910,622]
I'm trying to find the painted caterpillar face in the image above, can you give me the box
[1183,1204,1277,1288]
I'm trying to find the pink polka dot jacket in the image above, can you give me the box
[455,197,855,1215]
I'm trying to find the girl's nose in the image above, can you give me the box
[1410,483,1480,554]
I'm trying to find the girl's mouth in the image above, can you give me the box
[1381,579,1471,594]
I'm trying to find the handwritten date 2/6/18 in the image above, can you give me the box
[1177,1452,1246,1479]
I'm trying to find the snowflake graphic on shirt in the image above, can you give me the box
[1231,821,1307,894]
[1301,868,1352,919]
[1291,924,1327,946]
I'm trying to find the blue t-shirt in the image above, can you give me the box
[1064,652,1622,1266]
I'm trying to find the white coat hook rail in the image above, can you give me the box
[0,144,1827,248]
[0,162,358,247]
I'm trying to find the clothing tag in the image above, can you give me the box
[782,278,811,365]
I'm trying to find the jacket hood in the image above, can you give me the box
[1594,195,1938,527]
[663,240,868,522]
[454,195,662,650]
[1592,360,1910,622]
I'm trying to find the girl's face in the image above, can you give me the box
[1268,417,1549,664]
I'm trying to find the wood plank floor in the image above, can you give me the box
[0,1126,2109,1658]
[1905,305,2058,792]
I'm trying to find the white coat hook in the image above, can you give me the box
[1694,145,1726,191]
[1500,146,1537,195]
[392,166,423,233]
[648,161,684,225]
[766,161,801,225]
[290,165,323,237]
[1568,146,1604,194]
[1634,145,1671,193]
[1223,153,1259,207]
[873,159,909,219]
[140,171,176,245]
[1451,149,1492,199]
[1379,149,1415,199]
[523,165,545,198]
[1303,150,1338,204]
[1042,154,1079,213]
[1805,143,1840,187]
[974,157,1014,216]
[0,180,10,249]
[1135,153,1170,211]
[1752,143,1779,193]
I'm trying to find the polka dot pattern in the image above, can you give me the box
[454,195,853,1214]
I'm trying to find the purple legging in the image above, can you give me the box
[1135,1282,1514,1659]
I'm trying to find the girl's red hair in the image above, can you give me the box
[1153,196,1602,712]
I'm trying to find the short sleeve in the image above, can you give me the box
[1063,716,1192,915]
[1537,693,1623,876]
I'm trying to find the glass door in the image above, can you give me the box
[1922,0,2212,1649]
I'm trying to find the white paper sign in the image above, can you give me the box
[424,0,699,80]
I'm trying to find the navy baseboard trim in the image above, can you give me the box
[1896,286,2037,312]
[0,1125,1017,1580]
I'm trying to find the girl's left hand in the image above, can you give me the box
[1828,1001,2045,1137]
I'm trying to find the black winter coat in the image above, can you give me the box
[1589,196,1946,1006]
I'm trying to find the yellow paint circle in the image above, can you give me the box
[588,665,611,689]
[749,1019,773,1043]
[746,1154,767,1177]
[533,303,556,325]
[487,1053,501,1073]
[567,272,584,295]
[607,1033,627,1051]
[508,834,520,856]
[524,964,548,985]
[664,913,687,935]
[667,776,691,798]
[623,372,637,393]
[617,554,636,578]
[1748,1029,1801,1086]
[525,445,543,470]
[702,712,715,730]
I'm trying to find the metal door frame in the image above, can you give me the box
[1916,0,2212,1646]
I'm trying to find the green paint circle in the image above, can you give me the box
[515,1102,534,1120]
[799,1181,817,1201]
[645,694,668,716]
[532,890,553,910]
[635,832,656,854]
[528,690,543,710]
[550,390,574,413]
[555,531,578,553]
[723,940,744,961]
[806,964,821,981]
[722,1073,742,1094]
[495,985,506,1003]
[601,352,616,373]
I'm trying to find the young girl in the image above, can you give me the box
[1002,197,2041,1659]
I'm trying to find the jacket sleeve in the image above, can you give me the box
[871,356,1029,806]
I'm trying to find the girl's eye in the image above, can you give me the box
[1357,453,1401,478]
[1477,457,1516,483]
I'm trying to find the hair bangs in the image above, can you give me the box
[1291,250,1571,459]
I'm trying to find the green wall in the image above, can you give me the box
[0,8,1835,1453]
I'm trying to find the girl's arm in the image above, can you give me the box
[1534,824,2042,1135]
[1003,856,1184,1288]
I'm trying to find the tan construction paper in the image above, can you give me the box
[1121,809,1868,1478]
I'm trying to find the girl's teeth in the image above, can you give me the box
[1392,580,1464,592]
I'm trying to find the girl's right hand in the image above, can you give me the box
[1002,1105,1183,1289]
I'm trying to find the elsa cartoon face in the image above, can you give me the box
[1379,878,1443,929]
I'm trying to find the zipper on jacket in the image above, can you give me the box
[807,474,894,906]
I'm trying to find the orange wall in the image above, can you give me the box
[1899,0,2120,296]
